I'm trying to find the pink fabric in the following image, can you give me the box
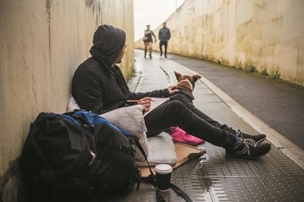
[169,127,204,145]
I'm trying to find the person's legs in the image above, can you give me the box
[144,99,271,158]
[164,41,168,57]
[144,100,236,149]
[148,42,153,58]
[144,42,148,58]
[169,94,223,128]
[169,94,266,143]
[159,41,163,56]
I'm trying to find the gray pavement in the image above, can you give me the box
[113,49,304,202]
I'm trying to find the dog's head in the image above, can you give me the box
[174,71,201,92]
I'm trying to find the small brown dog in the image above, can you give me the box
[173,71,201,100]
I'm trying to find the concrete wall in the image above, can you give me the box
[135,0,304,86]
[0,0,134,185]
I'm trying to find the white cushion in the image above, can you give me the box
[101,105,149,162]
[67,95,80,112]
[136,132,177,166]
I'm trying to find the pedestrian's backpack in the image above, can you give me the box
[20,110,141,202]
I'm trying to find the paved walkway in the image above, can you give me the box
[103,50,304,202]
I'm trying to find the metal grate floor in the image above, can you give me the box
[197,142,304,202]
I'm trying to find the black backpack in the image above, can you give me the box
[20,110,140,202]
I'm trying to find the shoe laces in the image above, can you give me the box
[226,126,239,136]
[242,138,258,156]
[236,129,244,138]
[244,138,258,147]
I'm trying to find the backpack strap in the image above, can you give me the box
[135,139,165,202]
[135,138,193,202]
[169,183,193,202]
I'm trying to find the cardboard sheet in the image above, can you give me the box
[138,143,206,177]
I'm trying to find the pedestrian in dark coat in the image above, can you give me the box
[158,22,171,58]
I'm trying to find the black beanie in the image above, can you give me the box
[90,25,126,66]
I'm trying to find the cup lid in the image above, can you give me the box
[155,164,172,174]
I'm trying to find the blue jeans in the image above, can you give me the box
[144,94,236,149]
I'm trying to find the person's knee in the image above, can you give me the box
[165,100,186,113]
[170,94,194,109]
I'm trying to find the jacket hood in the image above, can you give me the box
[89,25,126,67]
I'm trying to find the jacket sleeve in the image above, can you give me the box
[72,68,110,115]
[168,29,171,40]
[127,88,170,100]
[152,31,157,40]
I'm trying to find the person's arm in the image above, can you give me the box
[168,28,171,40]
[128,88,169,100]
[127,85,178,114]
[73,77,104,114]
[72,69,110,115]
[127,85,178,100]
[152,31,157,43]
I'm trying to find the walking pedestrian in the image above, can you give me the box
[158,22,171,58]
[143,24,157,59]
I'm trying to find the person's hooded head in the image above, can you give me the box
[89,24,126,67]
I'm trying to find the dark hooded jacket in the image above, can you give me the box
[72,25,170,114]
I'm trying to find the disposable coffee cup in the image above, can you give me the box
[155,164,172,192]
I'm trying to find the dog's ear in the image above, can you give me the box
[192,75,201,83]
[174,71,182,81]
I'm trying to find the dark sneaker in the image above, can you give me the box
[236,130,266,143]
[226,138,271,159]
[149,54,152,59]
[222,125,266,143]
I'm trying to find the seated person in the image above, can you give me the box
[72,24,271,159]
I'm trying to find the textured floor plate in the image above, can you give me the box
[197,142,304,202]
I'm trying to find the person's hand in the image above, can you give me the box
[167,85,179,95]
[138,97,153,112]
